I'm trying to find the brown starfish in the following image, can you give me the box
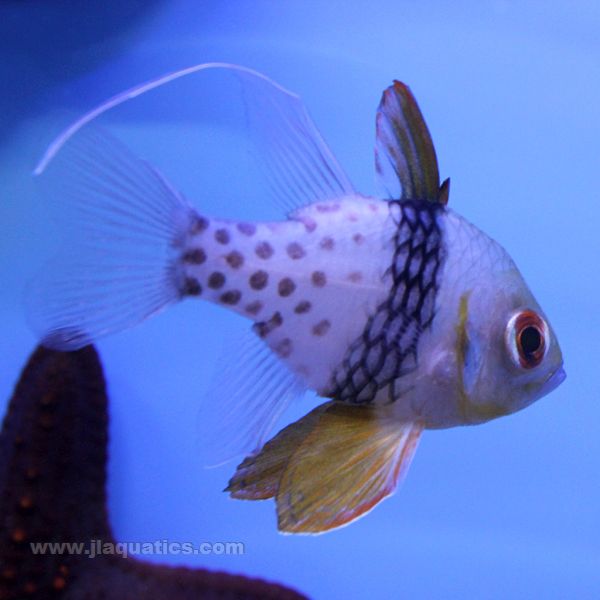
[0,345,307,599]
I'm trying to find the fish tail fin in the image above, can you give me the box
[226,401,423,534]
[27,126,197,350]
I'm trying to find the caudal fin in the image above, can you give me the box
[227,402,422,534]
[27,126,196,350]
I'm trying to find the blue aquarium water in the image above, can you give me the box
[1,1,599,598]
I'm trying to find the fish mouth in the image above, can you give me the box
[540,365,567,397]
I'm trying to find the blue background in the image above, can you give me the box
[1,2,599,598]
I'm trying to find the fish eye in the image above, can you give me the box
[505,310,549,369]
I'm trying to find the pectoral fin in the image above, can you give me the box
[227,401,422,534]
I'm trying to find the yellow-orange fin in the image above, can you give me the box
[226,402,332,500]
[276,403,422,534]
[228,401,422,533]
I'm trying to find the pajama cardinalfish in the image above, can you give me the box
[29,64,565,534]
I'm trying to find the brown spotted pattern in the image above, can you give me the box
[294,301,311,314]
[253,312,283,338]
[278,278,296,297]
[275,338,293,358]
[255,241,274,259]
[250,271,269,290]
[226,251,244,269]
[208,272,226,290]
[311,271,327,287]
[183,277,202,296]
[300,217,317,233]
[245,301,263,316]
[220,290,241,305]
[320,237,334,250]
[312,319,331,336]
[237,222,256,236]
[189,214,209,234]
[286,242,306,259]
[316,202,340,213]
[182,248,206,264]
[215,228,230,245]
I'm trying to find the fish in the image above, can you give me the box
[27,63,565,535]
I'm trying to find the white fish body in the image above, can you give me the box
[29,65,565,534]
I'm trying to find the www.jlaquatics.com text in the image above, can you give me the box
[29,539,245,559]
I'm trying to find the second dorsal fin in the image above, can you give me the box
[34,62,356,217]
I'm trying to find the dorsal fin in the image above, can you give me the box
[238,69,355,213]
[375,80,448,204]
[34,63,355,216]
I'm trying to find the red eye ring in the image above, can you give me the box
[505,310,548,369]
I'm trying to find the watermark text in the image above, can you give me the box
[29,539,245,559]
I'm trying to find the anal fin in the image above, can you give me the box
[227,402,422,534]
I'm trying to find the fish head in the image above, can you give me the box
[456,267,565,421]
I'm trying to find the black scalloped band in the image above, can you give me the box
[328,199,445,404]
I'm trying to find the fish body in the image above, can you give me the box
[177,196,558,429]
[29,65,565,533]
